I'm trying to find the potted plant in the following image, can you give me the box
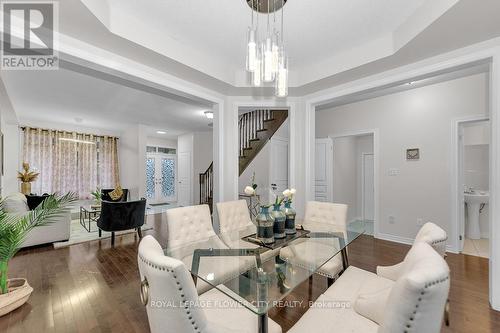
[90,187,102,207]
[16,162,39,195]
[0,192,76,316]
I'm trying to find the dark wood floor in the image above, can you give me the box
[1,232,499,332]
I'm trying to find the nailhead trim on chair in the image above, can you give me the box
[139,254,202,333]
[280,257,342,279]
[403,275,449,333]
[430,237,448,245]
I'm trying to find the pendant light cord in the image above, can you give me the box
[251,0,254,27]
[281,0,284,44]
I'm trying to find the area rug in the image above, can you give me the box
[53,219,153,248]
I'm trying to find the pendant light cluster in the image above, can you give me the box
[245,0,288,97]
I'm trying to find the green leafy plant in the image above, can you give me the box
[90,187,102,202]
[0,192,77,294]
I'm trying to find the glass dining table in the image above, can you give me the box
[164,222,365,333]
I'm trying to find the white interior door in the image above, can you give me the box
[315,138,333,202]
[270,138,289,193]
[178,151,192,206]
[146,154,177,204]
[362,153,375,221]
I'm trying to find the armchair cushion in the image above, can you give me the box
[353,286,391,325]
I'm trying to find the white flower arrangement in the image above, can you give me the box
[283,188,296,204]
[244,186,256,196]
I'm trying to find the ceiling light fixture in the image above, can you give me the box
[156,130,167,134]
[204,110,214,119]
[58,138,96,145]
[245,0,288,97]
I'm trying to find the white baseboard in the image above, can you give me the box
[376,232,458,254]
[376,232,414,246]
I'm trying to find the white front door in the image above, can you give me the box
[146,154,177,204]
[315,138,333,202]
[362,153,375,221]
[177,151,192,206]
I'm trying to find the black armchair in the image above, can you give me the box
[101,188,129,202]
[97,199,146,245]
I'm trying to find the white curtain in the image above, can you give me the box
[98,136,120,189]
[23,128,119,198]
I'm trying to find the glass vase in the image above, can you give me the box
[271,204,286,239]
[256,206,275,244]
[283,202,296,235]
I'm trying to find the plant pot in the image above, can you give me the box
[0,278,33,317]
[20,182,31,195]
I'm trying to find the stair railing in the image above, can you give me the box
[199,162,213,211]
[239,109,272,157]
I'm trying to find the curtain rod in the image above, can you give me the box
[20,126,119,140]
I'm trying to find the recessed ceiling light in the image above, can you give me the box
[204,111,214,119]
[156,130,167,134]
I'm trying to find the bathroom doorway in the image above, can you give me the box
[456,118,490,257]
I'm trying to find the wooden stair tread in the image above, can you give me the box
[239,110,288,176]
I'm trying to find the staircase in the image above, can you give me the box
[199,162,213,212]
[239,109,288,176]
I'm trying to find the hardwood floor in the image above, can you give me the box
[1,232,499,332]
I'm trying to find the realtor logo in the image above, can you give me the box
[1,1,58,70]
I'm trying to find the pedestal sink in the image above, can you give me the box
[464,191,489,240]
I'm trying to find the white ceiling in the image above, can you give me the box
[79,0,457,87]
[1,68,213,138]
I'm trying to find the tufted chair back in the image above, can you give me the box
[138,235,208,333]
[415,222,448,257]
[379,242,450,333]
[165,204,216,250]
[217,200,254,233]
[304,201,348,227]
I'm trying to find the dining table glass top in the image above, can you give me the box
[164,221,365,315]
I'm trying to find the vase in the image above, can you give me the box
[256,206,275,244]
[271,204,286,239]
[283,202,296,235]
[20,182,31,195]
[0,278,33,317]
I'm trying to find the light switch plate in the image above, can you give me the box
[389,168,399,176]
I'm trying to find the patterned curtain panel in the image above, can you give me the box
[23,128,55,195]
[99,136,120,188]
[23,128,119,199]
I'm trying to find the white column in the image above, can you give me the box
[490,50,500,310]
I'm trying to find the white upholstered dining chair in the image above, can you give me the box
[165,204,255,294]
[377,222,448,281]
[288,242,450,333]
[138,235,282,333]
[165,204,226,250]
[216,200,256,248]
[280,201,349,284]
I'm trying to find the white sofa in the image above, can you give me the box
[1,193,72,248]
[288,242,450,333]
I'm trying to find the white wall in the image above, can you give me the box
[356,135,374,219]
[239,143,272,203]
[332,136,358,220]
[119,124,148,200]
[464,145,489,191]
[330,134,373,222]
[193,131,213,204]
[316,73,488,240]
